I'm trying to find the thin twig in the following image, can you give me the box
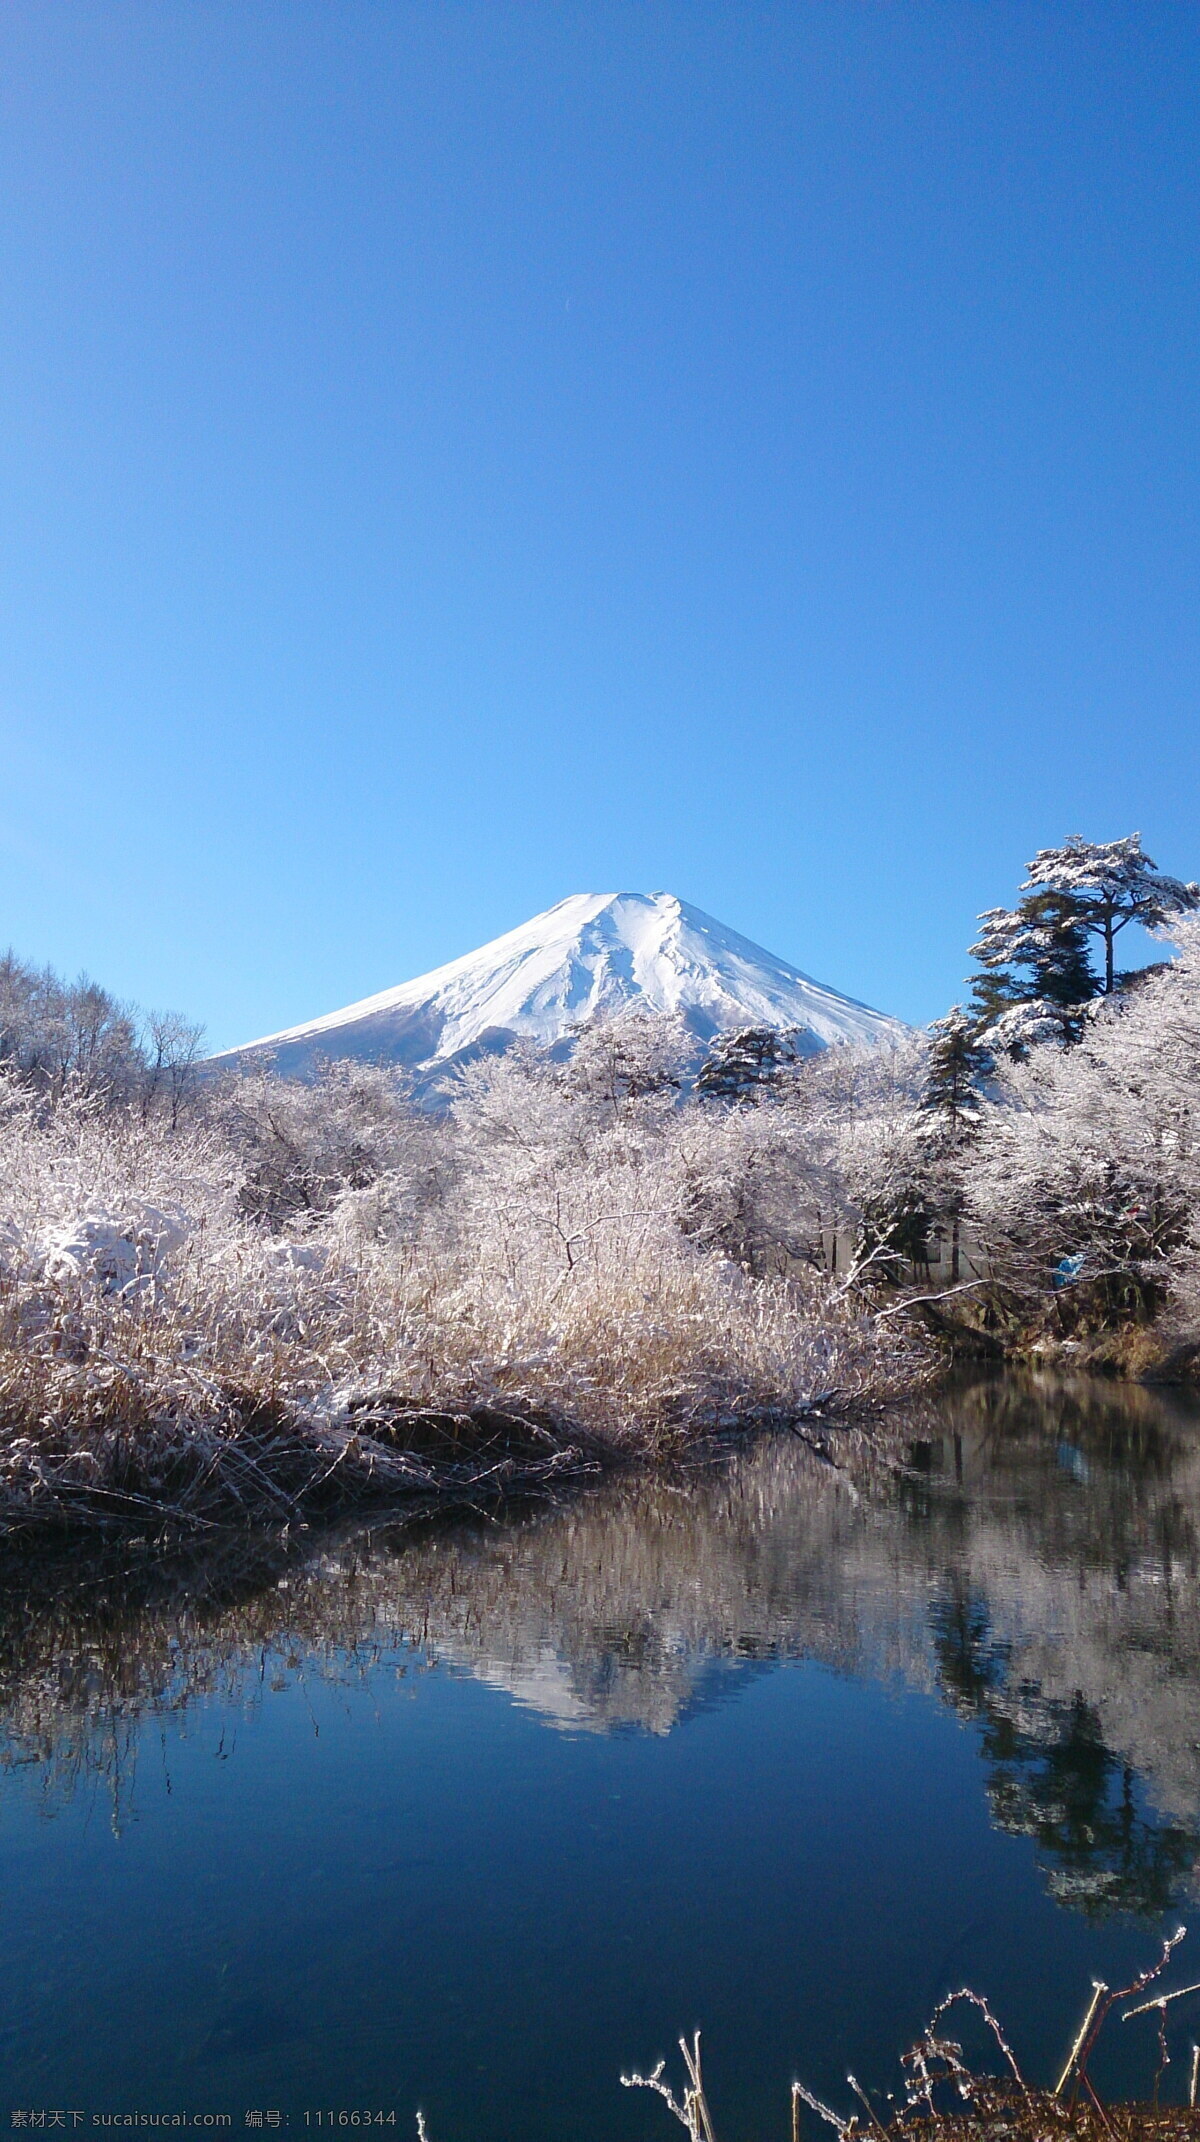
[873,1279,996,1321]
[1056,1981,1108,2096]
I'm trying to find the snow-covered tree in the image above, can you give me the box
[0,953,144,1101]
[968,918,1200,1323]
[749,1037,935,1287]
[963,835,1197,1061]
[218,1058,442,1232]
[674,1082,835,1274]
[564,1004,689,1117]
[140,1010,206,1129]
[447,1041,686,1290]
[921,1008,992,1136]
[696,1026,798,1103]
[1024,834,1199,996]
[0,950,211,1119]
[968,888,1098,1049]
[919,1008,994,1277]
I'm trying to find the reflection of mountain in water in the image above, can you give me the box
[3,1375,1200,1915]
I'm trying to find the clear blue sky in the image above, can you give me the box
[2,2,1198,1048]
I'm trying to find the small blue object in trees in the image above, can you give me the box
[1053,1253,1086,1287]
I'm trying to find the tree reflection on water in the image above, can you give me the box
[931,1582,1198,1916]
[3,1372,1200,1917]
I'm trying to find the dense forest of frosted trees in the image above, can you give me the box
[1,831,1198,1529]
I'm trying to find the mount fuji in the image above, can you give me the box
[213,892,909,1084]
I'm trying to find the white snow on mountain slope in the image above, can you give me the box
[211,892,909,1081]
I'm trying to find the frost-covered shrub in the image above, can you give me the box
[216,1059,447,1232]
[0,1079,235,1279]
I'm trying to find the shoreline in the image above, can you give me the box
[0,1382,890,1546]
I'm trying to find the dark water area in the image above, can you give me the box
[4,1377,1200,2138]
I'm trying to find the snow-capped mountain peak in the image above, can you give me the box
[213,891,908,1080]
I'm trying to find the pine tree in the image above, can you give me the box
[1017,891,1098,1011]
[696,1026,796,1103]
[921,1007,992,1280]
[921,1007,992,1136]
[1024,833,1200,996]
[969,888,1098,1046]
[965,964,1022,1036]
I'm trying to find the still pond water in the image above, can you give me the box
[4,1377,1200,2137]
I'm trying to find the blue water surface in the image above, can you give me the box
[2,1377,1199,2137]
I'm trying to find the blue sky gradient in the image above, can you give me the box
[1,3,1198,1047]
